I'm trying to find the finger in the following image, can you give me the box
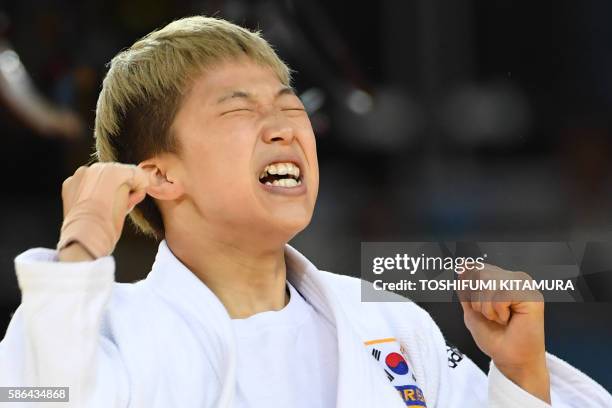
[92,163,150,198]
[61,165,89,215]
[114,183,132,214]
[461,298,493,330]
[491,289,512,324]
[112,183,136,233]
[462,303,505,339]
[460,300,478,324]
[471,298,482,314]
[63,165,89,196]
[126,166,150,192]
[126,189,147,214]
[492,300,511,325]
[479,282,505,324]
[456,265,480,306]
[480,300,496,321]
[61,176,75,216]
[120,167,149,214]
[109,163,150,191]
[458,285,482,315]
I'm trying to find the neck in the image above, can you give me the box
[165,225,289,319]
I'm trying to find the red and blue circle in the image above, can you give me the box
[385,352,409,375]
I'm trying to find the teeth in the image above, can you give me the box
[270,178,299,187]
[264,162,300,177]
[260,162,303,188]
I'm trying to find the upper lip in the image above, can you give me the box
[257,153,305,179]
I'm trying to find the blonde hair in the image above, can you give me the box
[93,15,292,239]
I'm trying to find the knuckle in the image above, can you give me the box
[534,290,545,303]
[71,165,87,178]
[480,269,494,281]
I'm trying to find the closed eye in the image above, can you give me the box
[221,108,253,115]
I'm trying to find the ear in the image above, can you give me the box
[138,156,184,201]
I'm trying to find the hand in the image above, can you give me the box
[458,265,551,404]
[58,163,150,261]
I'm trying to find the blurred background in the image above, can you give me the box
[1,0,611,390]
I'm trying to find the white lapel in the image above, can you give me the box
[145,241,410,407]
[285,245,407,408]
[145,241,236,407]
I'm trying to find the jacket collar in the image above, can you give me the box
[284,245,406,407]
[145,240,237,406]
[145,240,404,408]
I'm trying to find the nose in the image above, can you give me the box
[261,123,295,145]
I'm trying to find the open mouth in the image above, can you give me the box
[258,162,302,187]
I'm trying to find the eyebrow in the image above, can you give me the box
[216,86,296,104]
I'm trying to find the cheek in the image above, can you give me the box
[184,125,256,204]
[187,121,254,169]
[296,117,317,153]
[299,128,319,177]
[297,132,320,203]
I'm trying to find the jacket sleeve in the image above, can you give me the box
[406,306,612,407]
[0,248,130,408]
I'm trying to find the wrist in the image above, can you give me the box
[58,242,96,262]
[495,356,551,404]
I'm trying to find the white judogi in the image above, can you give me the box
[0,241,610,407]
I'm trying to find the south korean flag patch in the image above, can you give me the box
[365,338,427,407]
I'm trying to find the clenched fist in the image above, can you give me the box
[57,163,150,261]
[458,265,551,403]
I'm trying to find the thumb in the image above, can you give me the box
[461,300,502,336]
[126,190,147,214]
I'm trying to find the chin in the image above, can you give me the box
[268,212,312,242]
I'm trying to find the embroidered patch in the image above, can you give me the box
[446,343,464,369]
[386,352,409,375]
[364,338,427,407]
[395,384,427,407]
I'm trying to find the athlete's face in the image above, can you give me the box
[170,58,319,243]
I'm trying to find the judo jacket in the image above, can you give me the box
[1,241,611,407]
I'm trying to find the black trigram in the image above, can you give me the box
[371,348,382,361]
[384,369,395,382]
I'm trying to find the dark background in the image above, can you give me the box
[1,0,611,390]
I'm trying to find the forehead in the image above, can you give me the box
[189,58,286,104]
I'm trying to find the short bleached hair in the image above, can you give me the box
[93,15,292,239]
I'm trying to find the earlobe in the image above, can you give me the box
[138,160,184,201]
